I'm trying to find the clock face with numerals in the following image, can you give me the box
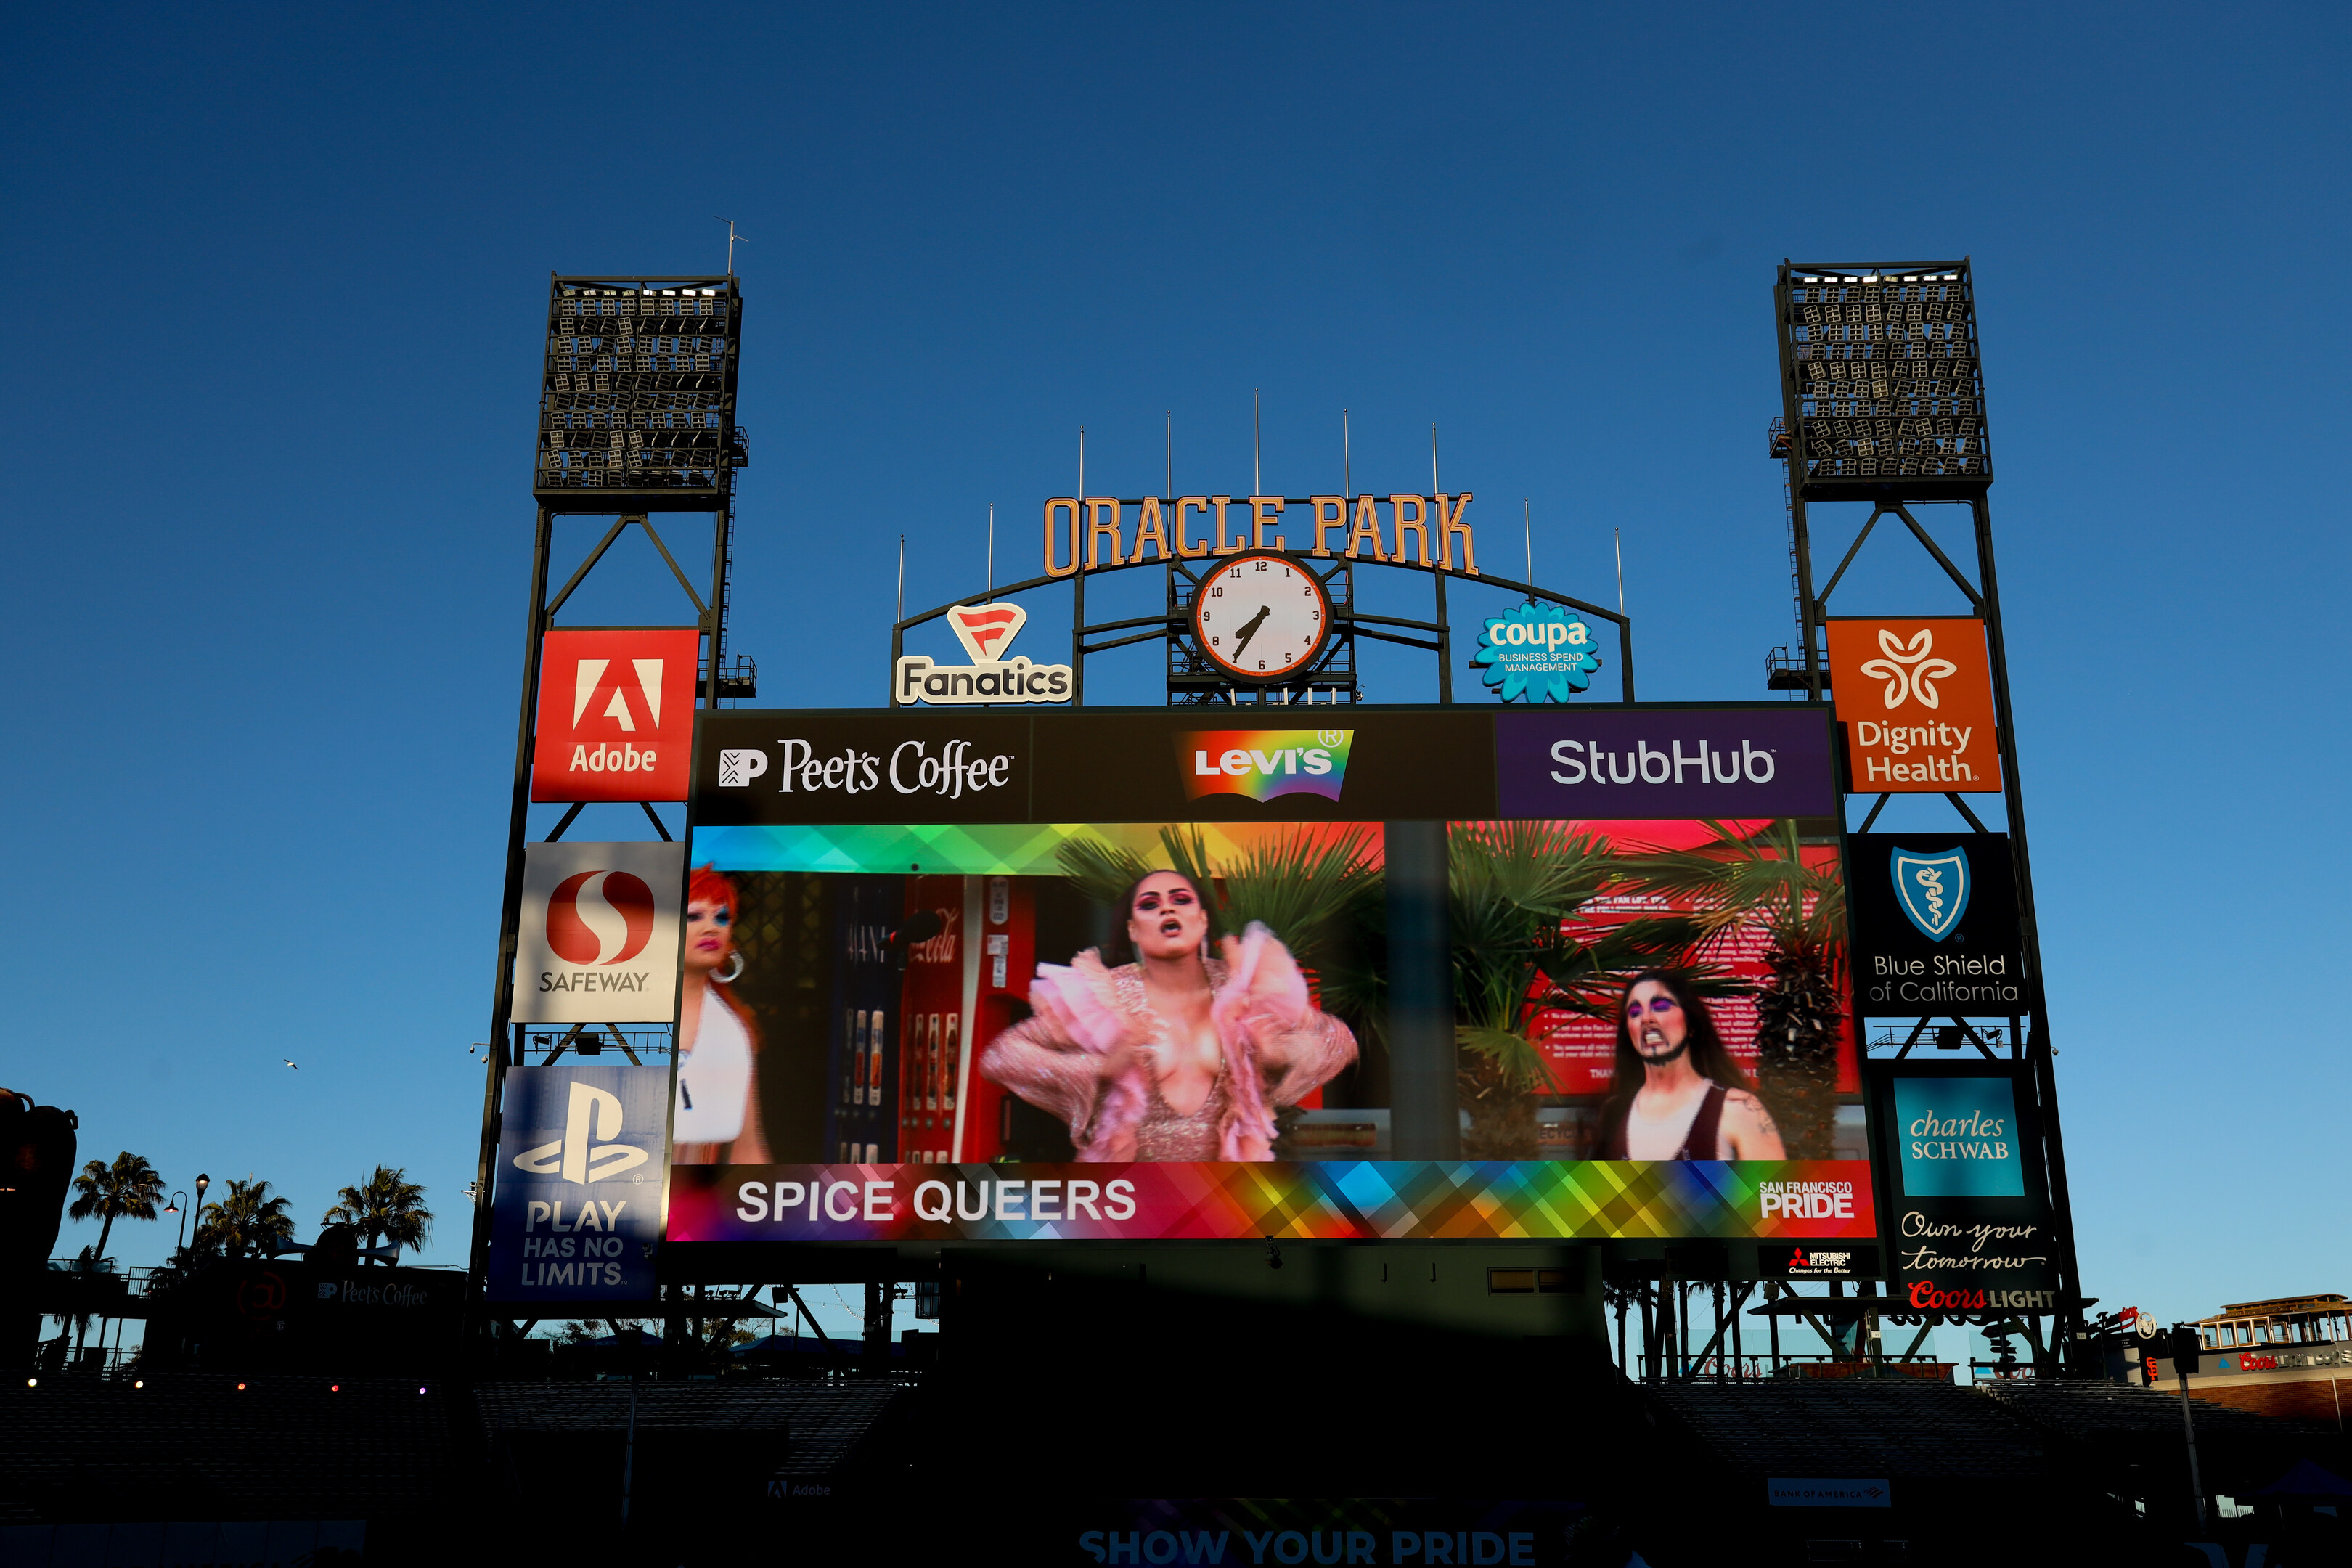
[1191,553,1333,682]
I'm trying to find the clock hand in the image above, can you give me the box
[1233,605,1271,653]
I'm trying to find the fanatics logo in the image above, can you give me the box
[532,628,701,802]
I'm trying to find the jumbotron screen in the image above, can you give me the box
[653,707,1874,1246]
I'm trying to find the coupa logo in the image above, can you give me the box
[513,1080,650,1183]
[1891,846,1970,942]
[1177,730,1353,803]
[547,870,658,965]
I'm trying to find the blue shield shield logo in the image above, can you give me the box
[1890,846,1970,942]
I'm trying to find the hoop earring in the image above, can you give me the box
[714,952,744,984]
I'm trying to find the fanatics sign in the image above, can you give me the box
[531,628,701,801]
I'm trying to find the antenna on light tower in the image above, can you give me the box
[715,217,748,274]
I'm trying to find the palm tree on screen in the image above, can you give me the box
[197,1177,296,1259]
[323,1165,434,1265]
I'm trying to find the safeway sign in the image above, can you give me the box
[531,627,701,801]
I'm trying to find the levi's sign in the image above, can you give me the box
[1493,708,1836,817]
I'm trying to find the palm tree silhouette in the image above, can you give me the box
[68,1151,166,1270]
[196,1177,296,1259]
[67,1153,166,1361]
[323,1166,434,1265]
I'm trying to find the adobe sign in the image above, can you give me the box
[1824,617,2002,794]
[532,629,701,801]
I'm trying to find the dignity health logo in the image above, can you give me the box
[1177,730,1353,803]
[1856,626,1959,710]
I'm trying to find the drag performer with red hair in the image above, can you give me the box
[981,869,1355,1161]
[672,865,769,1164]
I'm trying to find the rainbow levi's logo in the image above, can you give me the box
[1177,730,1355,802]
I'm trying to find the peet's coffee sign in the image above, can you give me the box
[1865,1063,2062,1304]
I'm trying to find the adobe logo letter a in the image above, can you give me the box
[531,627,701,804]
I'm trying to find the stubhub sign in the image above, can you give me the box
[1493,708,1836,818]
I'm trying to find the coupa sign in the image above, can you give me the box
[489,1066,666,1302]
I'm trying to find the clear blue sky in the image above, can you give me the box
[6,4,2345,1344]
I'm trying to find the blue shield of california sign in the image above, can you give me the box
[1890,846,1970,942]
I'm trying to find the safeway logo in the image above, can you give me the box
[546,870,657,965]
[532,628,700,802]
[513,1080,650,1183]
[514,841,683,1026]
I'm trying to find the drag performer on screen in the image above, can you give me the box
[671,865,772,1165]
[981,870,1355,1161]
[1594,968,1784,1160]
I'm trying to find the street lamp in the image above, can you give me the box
[163,1192,189,1254]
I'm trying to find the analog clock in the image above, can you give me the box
[1191,553,1334,682]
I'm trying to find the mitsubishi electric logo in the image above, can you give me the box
[1856,626,1959,710]
[513,1079,650,1183]
[1891,846,1971,942]
[1177,729,1354,803]
[895,602,1074,705]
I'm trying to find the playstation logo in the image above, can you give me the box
[513,1080,650,1184]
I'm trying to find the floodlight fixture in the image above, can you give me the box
[1776,258,1990,500]
[534,274,744,510]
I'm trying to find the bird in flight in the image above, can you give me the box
[282,1059,298,1069]
[1233,605,1272,654]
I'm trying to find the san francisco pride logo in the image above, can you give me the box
[1176,730,1354,803]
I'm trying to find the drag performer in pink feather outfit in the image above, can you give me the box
[980,870,1357,1161]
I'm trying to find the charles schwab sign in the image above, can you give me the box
[1865,1062,2062,1311]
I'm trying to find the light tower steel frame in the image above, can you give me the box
[1773,257,2086,1369]
[463,274,748,1337]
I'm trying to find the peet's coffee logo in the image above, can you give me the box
[895,603,1074,706]
[720,738,1014,800]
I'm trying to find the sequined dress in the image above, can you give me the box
[980,947,1356,1162]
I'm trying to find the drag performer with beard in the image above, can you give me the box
[1595,968,1784,1159]
[980,870,1355,1161]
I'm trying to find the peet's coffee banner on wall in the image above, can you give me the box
[1864,1061,2062,1312]
[692,706,1837,827]
[1846,832,2025,1015]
